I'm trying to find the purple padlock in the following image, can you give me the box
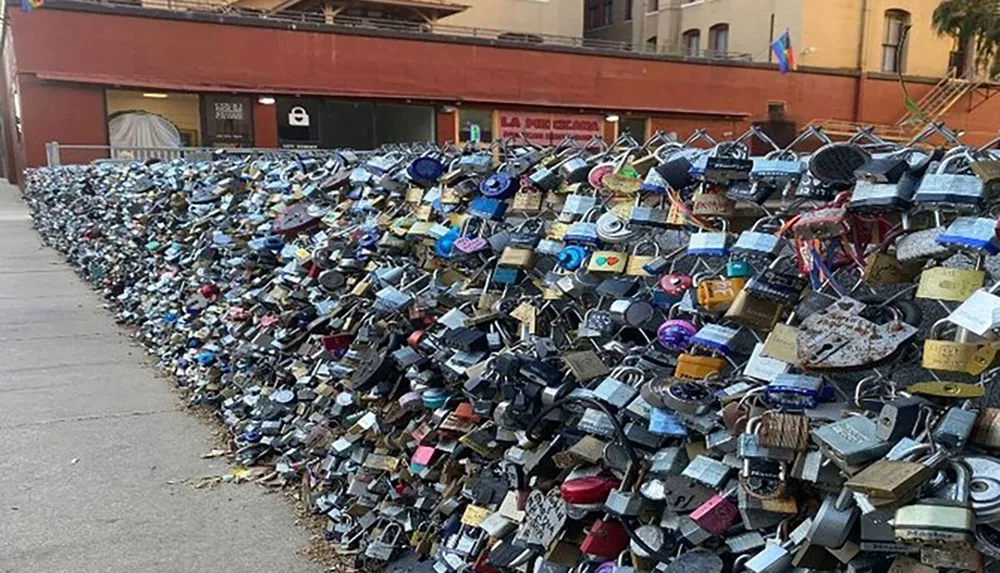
[657,319,697,351]
[453,236,489,255]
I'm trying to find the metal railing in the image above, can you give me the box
[42,0,755,63]
[44,142,353,166]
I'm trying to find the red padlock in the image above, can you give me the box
[659,273,693,299]
[559,475,620,505]
[199,283,219,299]
[689,492,739,536]
[579,519,629,558]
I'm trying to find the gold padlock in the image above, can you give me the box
[696,277,746,313]
[724,289,784,331]
[863,251,912,286]
[921,319,997,375]
[512,187,544,212]
[971,408,1000,449]
[915,267,984,302]
[587,250,627,274]
[674,353,726,380]
[625,239,659,277]
[499,246,534,269]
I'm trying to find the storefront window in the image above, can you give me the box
[620,116,648,140]
[459,109,493,143]
[105,89,202,148]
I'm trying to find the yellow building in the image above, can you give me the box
[583,0,962,78]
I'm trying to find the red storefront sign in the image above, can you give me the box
[497,112,602,146]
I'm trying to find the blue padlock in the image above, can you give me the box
[468,196,507,220]
[480,172,519,199]
[435,228,459,258]
[556,245,588,271]
[408,156,445,184]
[493,267,522,285]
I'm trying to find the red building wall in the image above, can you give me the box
[7,6,1000,176]
[19,76,107,168]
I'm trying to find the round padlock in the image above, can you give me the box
[656,319,697,351]
[479,172,519,199]
[317,269,346,292]
[659,273,693,298]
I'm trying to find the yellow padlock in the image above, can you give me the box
[696,277,746,313]
[915,267,984,302]
[587,250,627,274]
[674,354,726,380]
[625,239,660,277]
[922,319,997,375]
[907,381,985,399]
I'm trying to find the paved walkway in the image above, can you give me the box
[0,183,324,573]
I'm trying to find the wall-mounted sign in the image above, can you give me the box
[497,111,602,146]
[277,98,321,149]
[201,94,253,148]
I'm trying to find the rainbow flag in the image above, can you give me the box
[771,30,797,73]
[21,0,44,10]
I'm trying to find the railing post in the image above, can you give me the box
[46,142,61,167]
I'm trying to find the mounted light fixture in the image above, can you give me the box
[605,114,620,122]
[258,96,276,105]
[142,93,168,99]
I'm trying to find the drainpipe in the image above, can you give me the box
[853,0,870,123]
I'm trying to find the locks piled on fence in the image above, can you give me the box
[22,122,1000,573]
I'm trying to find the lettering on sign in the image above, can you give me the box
[498,112,602,146]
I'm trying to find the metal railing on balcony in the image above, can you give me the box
[44,142,359,166]
[42,0,755,63]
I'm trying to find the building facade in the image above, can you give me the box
[592,0,961,78]
[3,0,999,185]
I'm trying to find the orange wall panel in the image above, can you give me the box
[253,102,278,148]
[18,77,107,168]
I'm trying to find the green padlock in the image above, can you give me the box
[726,260,752,278]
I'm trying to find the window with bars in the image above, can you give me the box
[882,10,910,73]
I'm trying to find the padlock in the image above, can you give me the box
[695,276,746,312]
[894,460,976,547]
[792,206,848,239]
[691,189,735,217]
[364,522,403,561]
[498,246,534,269]
[757,411,809,450]
[563,210,601,246]
[921,319,995,375]
[914,154,985,206]
[932,406,978,449]
[624,239,659,277]
[937,216,1000,254]
[845,447,947,500]
[971,408,1000,449]
[724,289,784,331]
[915,266,985,302]
[690,323,739,355]
[468,196,507,220]
[732,227,786,259]
[896,227,951,264]
[511,186,544,212]
[687,230,729,256]
[875,396,928,442]
[690,486,739,536]
[674,353,726,380]
[587,249,628,274]
[560,188,598,219]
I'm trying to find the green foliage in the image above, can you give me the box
[932,0,1000,78]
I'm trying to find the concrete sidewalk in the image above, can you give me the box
[0,184,324,573]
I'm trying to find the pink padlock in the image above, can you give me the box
[689,491,739,536]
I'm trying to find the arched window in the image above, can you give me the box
[882,9,910,73]
[708,23,729,56]
[683,29,701,56]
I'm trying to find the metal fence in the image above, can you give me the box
[43,142,358,166]
[44,0,755,63]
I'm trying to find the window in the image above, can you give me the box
[621,117,648,140]
[882,10,910,73]
[585,0,599,30]
[458,109,493,143]
[708,23,729,55]
[646,0,658,12]
[625,0,632,21]
[683,29,701,56]
[602,0,613,26]
[646,36,658,51]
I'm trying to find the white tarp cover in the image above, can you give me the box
[108,111,182,148]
